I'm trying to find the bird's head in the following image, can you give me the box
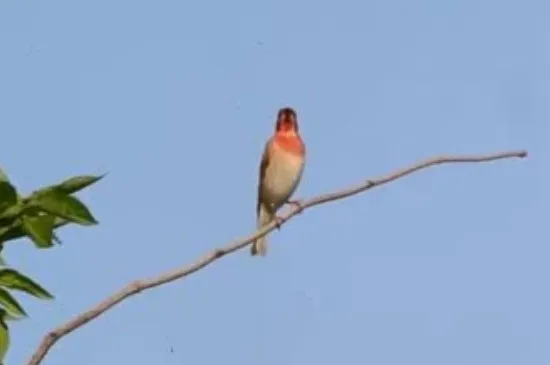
[275,107,299,134]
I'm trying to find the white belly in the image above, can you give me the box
[262,150,304,209]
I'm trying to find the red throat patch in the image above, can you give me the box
[274,133,305,156]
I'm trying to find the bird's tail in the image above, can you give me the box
[251,205,273,257]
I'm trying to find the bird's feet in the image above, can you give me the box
[287,199,304,214]
[274,215,284,230]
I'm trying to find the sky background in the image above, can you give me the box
[0,0,548,364]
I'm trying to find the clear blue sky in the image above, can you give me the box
[0,0,547,364]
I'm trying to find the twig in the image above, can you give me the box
[26,149,527,365]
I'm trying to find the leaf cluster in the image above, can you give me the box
[0,168,102,363]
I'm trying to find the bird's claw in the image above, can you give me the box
[274,215,284,230]
[287,199,304,214]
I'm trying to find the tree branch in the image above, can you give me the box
[26,149,527,365]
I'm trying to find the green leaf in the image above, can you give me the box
[55,174,105,195]
[0,183,17,216]
[0,288,26,318]
[31,189,98,226]
[0,310,9,365]
[0,269,53,299]
[0,168,9,183]
[0,216,69,246]
[0,219,21,241]
[0,220,24,244]
[0,245,5,267]
[0,206,23,222]
[21,215,55,248]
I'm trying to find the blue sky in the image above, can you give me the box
[0,0,548,364]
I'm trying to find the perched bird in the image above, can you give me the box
[251,107,306,256]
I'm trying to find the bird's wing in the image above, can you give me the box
[256,139,271,217]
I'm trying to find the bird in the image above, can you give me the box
[251,107,306,256]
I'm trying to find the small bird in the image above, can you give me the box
[251,107,306,256]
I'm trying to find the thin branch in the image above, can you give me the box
[26,149,527,365]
